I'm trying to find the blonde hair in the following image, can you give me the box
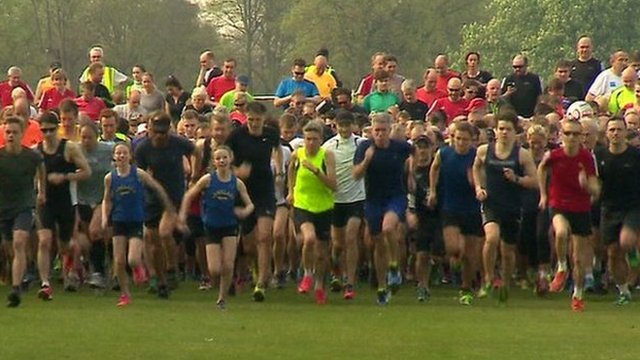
[191,86,208,100]
[527,124,548,138]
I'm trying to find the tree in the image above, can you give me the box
[457,0,640,81]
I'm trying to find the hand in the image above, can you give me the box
[236,162,252,180]
[176,214,189,233]
[47,173,66,185]
[476,187,487,201]
[101,218,108,231]
[505,85,517,95]
[301,160,318,174]
[578,163,588,190]
[286,193,294,206]
[502,168,517,182]
[538,195,548,210]
[427,192,437,208]
[364,145,375,162]
[234,206,252,219]
[36,192,45,207]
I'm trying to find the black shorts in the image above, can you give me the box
[204,225,238,244]
[240,195,276,236]
[187,215,205,239]
[0,209,34,242]
[38,203,75,243]
[112,221,144,239]
[76,204,97,224]
[332,201,364,228]
[294,208,332,242]
[441,211,483,237]
[413,211,440,253]
[600,208,640,246]
[550,209,592,237]
[481,206,521,245]
[591,202,601,228]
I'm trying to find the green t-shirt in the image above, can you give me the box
[219,90,254,111]
[609,86,635,115]
[363,91,400,114]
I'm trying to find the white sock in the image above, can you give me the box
[618,283,630,295]
[573,287,583,300]
[557,260,568,272]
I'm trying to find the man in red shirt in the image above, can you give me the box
[0,67,34,108]
[75,82,106,122]
[206,58,237,104]
[428,77,468,125]
[355,52,386,103]
[434,55,460,94]
[416,68,446,107]
[39,69,76,112]
[538,119,600,312]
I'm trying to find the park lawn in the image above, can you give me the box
[1,282,639,360]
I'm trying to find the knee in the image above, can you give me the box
[221,262,234,275]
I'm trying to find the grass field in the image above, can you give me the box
[1,281,639,360]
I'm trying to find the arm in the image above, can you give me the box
[516,148,539,189]
[101,174,112,230]
[235,178,255,219]
[352,144,374,180]
[35,162,47,206]
[273,95,292,108]
[472,145,487,200]
[427,150,442,207]
[287,151,298,204]
[190,139,205,186]
[66,142,92,182]
[302,150,337,191]
[179,174,210,224]
[138,168,174,213]
[537,151,551,209]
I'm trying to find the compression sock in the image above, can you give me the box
[90,241,106,274]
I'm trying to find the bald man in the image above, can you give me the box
[485,79,511,115]
[416,68,446,107]
[427,77,467,125]
[501,55,542,117]
[587,50,629,102]
[0,67,34,108]
[196,50,223,88]
[571,37,603,96]
[305,55,337,99]
[434,55,460,93]
[609,67,638,115]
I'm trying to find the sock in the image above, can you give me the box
[389,261,398,272]
[63,254,74,273]
[557,260,568,273]
[304,269,312,277]
[618,283,630,295]
[585,273,594,282]
[573,287,583,300]
[90,241,106,274]
[12,285,20,294]
[41,280,50,287]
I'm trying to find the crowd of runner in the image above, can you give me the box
[2,37,640,312]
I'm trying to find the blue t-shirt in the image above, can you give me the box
[354,139,411,201]
[275,78,319,100]
[438,145,480,213]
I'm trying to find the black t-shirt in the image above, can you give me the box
[399,100,429,120]
[462,70,493,84]
[95,83,113,107]
[226,125,280,199]
[502,73,542,117]
[354,139,411,201]
[564,79,584,103]
[183,104,213,117]
[596,146,640,211]
[204,67,223,87]
[570,58,602,97]
[166,91,191,123]
[134,135,195,205]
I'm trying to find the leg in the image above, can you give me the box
[298,222,317,294]
[12,230,29,289]
[37,229,53,286]
[219,236,238,303]
[382,211,402,292]
[344,217,362,287]
[112,236,129,296]
[272,206,289,281]
[206,244,222,289]
[255,216,274,286]
[482,222,500,285]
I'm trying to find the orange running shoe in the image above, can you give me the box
[550,271,568,293]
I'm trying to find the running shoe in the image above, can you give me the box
[167,270,179,290]
[459,290,473,306]
[7,291,21,308]
[87,272,106,289]
[198,278,212,291]
[535,275,550,296]
[252,285,265,302]
[376,288,390,305]
[343,284,356,300]
[275,271,287,289]
[147,276,159,294]
[615,292,631,306]
[498,285,509,303]
[117,294,131,307]
[571,296,585,312]
[37,284,53,301]
[64,271,80,292]
[157,284,170,299]
[491,278,504,299]
[330,276,343,293]
[387,269,402,294]
[550,270,568,293]
[297,275,313,294]
[216,299,226,310]
[133,266,148,286]
[417,286,430,302]
[477,282,491,298]
[314,288,327,305]
[584,276,595,293]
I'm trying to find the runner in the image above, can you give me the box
[473,112,538,302]
[102,143,174,307]
[538,119,600,312]
[1,116,46,307]
[354,112,411,305]
[322,111,366,299]
[179,145,254,309]
[226,102,283,302]
[288,121,337,304]
[36,111,91,299]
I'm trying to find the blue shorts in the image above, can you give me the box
[365,195,407,236]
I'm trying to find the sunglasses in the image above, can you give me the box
[513,65,524,69]
[234,102,246,106]
[293,71,305,76]
[563,131,582,137]
[448,88,461,92]
[41,127,57,134]
[337,101,349,105]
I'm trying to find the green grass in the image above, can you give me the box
[1,282,639,359]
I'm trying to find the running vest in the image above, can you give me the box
[110,166,145,222]
[202,171,238,228]
[439,145,479,213]
[39,139,76,206]
[293,147,334,213]
[485,143,523,212]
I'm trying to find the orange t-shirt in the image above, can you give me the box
[0,119,44,148]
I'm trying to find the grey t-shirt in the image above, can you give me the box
[140,89,165,114]
[77,142,113,206]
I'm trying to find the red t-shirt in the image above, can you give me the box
[0,80,34,108]
[230,111,247,125]
[435,70,460,93]
[356,74,374,98]
[75,96,106,122]
[429,97,469,125]
[0,119,43,148]
[206,76,236,102]
[547,147,597,212]
[416,86,446,107]
[40,88,76,112]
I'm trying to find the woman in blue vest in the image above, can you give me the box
[179,145,254,310]
[101,143,174,307]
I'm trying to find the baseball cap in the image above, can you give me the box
[237,75,250,85]
[413,135,432,147]
[136,123,148,135]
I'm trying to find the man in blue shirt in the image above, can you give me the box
[274,58,320,109]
